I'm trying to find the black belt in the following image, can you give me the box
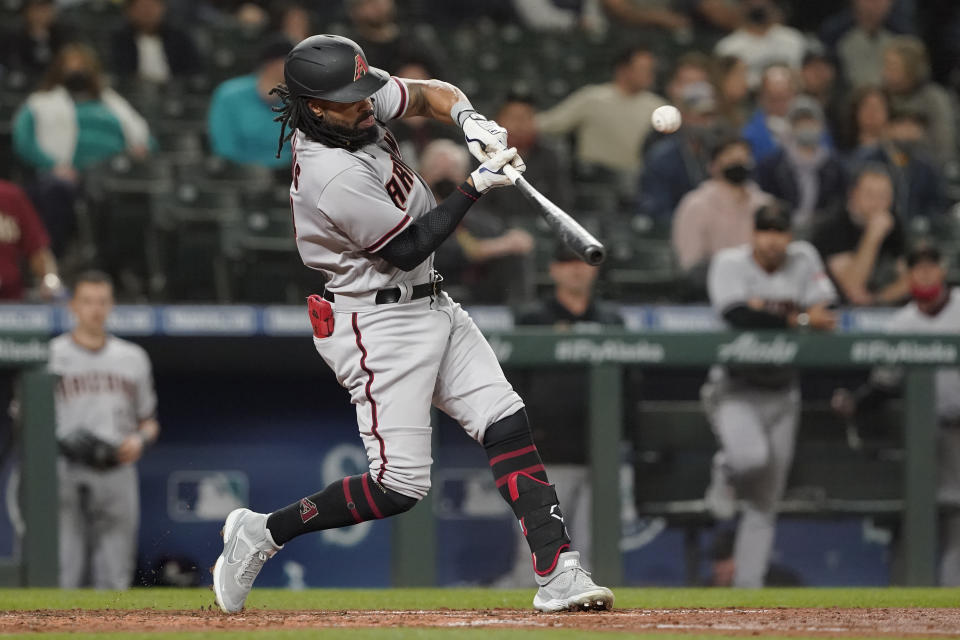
[322,281,442,305]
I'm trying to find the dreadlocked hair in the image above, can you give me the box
[271,84,314,158]
[270,83,381,156]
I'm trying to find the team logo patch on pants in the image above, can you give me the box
[299,497,319,523]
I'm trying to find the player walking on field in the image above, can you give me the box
[702,204,837,587]
[212,35,614,613]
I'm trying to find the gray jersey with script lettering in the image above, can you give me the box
[49,334,157,446]
[709,241,837,317]
[290,76,437,294]
[708,241,838,386]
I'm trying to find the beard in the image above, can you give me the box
[308,109,380,151]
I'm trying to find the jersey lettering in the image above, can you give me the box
[385,157,415,210]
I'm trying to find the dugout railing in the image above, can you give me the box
[393,330,957,587]
[3,328,956,587]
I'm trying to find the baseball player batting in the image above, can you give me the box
[212,35,614,613]
[702,204,837,587]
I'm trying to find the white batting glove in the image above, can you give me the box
[462,113,508,162]
[470,147,526,193]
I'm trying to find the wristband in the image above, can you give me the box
[451,100,477,128]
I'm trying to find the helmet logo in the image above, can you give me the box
[354,54,369,81]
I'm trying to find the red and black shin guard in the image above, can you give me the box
[483,410,571,576]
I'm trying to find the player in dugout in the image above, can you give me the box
[211,35,614,613]
[832,242,960,585]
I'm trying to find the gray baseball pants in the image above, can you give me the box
[58,458,139,589]
[706,378,800,587]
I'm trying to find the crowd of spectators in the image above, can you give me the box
[0,0,957,306]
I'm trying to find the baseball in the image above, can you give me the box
[651,105,682,133]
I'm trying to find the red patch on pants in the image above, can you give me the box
[307,294,334,339]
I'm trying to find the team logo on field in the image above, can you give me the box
[299,497,319,523]
[354,54,369,81]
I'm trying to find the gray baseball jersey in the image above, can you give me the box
[883,288,960,420]
[290,76,437,294]
[708,241,838,387]
[49,334,157,445]
[709,240,838,316]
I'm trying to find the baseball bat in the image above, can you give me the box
[502,164,606,266]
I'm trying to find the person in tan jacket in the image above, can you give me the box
[672,136,774,278]
[536,46,666,176]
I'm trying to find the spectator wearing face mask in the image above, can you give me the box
[424,140,535,305]
[12,43,150,255]
[849,109,948,220]
[832,242,960,586]
[755,97,846,231]
[638,81,720,220]
[672,136,774,280]
[714,0,806,89]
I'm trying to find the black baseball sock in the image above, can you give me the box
[265,472,417,545]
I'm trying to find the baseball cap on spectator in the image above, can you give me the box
[679,81,717,115]
[787,95,824,124]
[754,203,790,232]
[906,242,942,267]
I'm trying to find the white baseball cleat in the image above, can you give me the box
[213,508,282,613]
[532,551,614,612]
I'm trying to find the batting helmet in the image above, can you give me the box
[284,34,389,103]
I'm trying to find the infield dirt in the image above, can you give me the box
[3,607,960,637]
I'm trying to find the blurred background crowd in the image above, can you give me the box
[2,0,960,591]
[1,0,957,308]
